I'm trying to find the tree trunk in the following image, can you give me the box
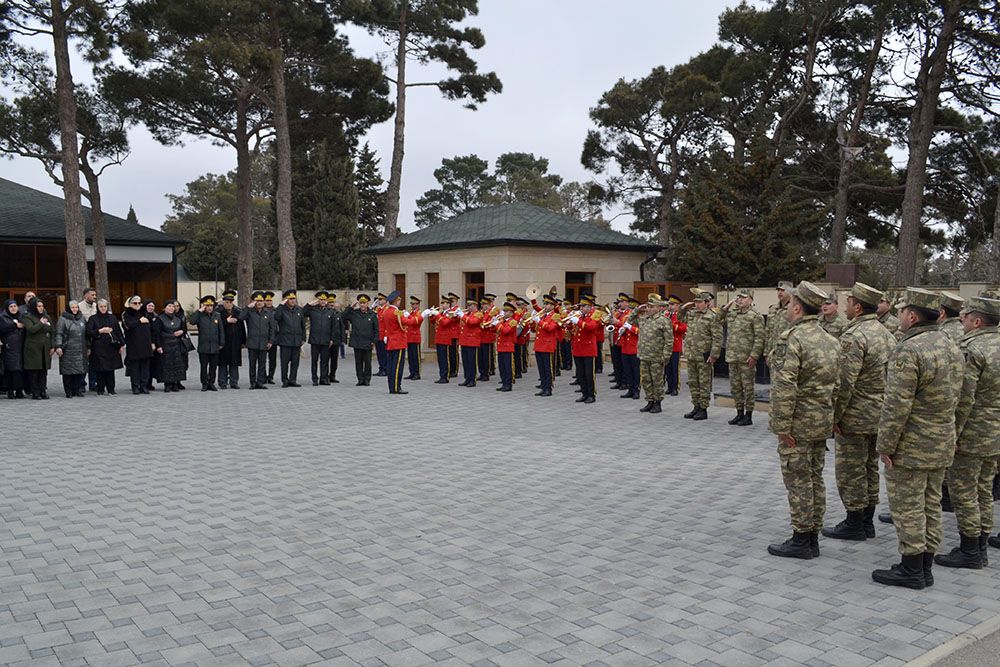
[894,0,966,286]
[269,9,296,287]
[993,179,1000,285]
[830,25,884,263]
[382,2,408,240]
[50,0,88,299]
[80,163,110,302]
[235,96,255,301]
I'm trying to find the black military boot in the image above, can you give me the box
[692,408,708,421]
[640,401,654,412]
[649,401,662,414]
[980,533,990,567]
[767,531,813,559]
[809,531,820,557]
[863,507,876,538]
[737,411,753,426]
[683,407,698,419]
[821,510,867,541]
[728,410,744,425]
[878,512,893,524]
[923,553,934,587]
[934,534,982,569]
[872,553,925,589]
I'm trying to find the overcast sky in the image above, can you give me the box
[0,1,738,235]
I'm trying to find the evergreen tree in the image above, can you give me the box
[126,204,138,224]
[354,142,385,282]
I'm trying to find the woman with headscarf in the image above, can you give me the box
[122,295,154,394]
[143,300,160,390]
[173,299,190,385]
[54,300,88,398]
[152,300,187,391]
[22,297,53,399]
[0,299,27,399]
[87,298,124,395]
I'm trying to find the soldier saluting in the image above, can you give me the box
[239,291,276,390]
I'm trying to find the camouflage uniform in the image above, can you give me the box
[877,306,964,557]
[629,306,672,402]
[878,311,901,339]
[939,317,964,344]
[765,302,790,362]
[819,313,847,339]
[725,305,765,412]
[832,312,896,513]
[769,286,840,535]
[683,301,723,410]
[950,306,1000,540]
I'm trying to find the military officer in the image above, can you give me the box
[373,292,389,376]
[767,281,840,560]
[935,296,1000,569]
[381,290,416,394]
[937,291,965,343]
[272,289,306,387]
[217,290,245,389]
[343,294,379,386]
[720,289,765,426]
[628,294,672,414]
[263,290,278,384]
[872,288,963,589]
[876,295,901,338]
[680,291,723,421]
[188,295,225,392]
[819,293,847,339]
[764,281,793,364]
[239,291,276,390]
[824,282,896,541]
[665,295,686,396]
[303,291,342,385]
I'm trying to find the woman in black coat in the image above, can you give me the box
[152,300,187,392]
[142,300,160,389]
[122,296,154,394]
[87,299,125,395]
[0,299,26,399]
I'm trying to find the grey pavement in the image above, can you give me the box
[2,352,1000,666]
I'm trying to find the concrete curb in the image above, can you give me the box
[907,612,1000,666]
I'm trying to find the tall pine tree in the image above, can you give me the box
[354,142,385,283]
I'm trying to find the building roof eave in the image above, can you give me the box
[365,239,661,256]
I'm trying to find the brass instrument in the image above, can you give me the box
[525,283,541,301]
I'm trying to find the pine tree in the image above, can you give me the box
[354,143,385,283]
[126,204,139,224]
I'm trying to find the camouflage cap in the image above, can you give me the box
[736,288,752,298]
[939,291,964,313]
[694,291,714,302]
[646,293,666,305]
[966,296,1000,318]
[777,280,793,291]
[690,287,704,296]
[791,281,828,309]
[979,286,1000,299]
[895,287,940,312]
[848,281,883,307]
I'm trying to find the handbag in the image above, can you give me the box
[181,333,195,353]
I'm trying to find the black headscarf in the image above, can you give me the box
[3,299,19,320]
[27,297,45,318]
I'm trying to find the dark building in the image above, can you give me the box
[0,177,186,313]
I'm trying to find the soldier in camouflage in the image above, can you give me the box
[935,296,1000,569]
[872,288,964,589]
[628,294,673,414]
[823,282,896,542]
[767,281,840,560]
[819,293,847,339]
[679,292,723,421]
[720,289,764,426]
[937,292,965,343]
[764,281,793,363]
[877,295,901,339]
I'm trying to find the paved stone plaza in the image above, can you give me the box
[2,355,1000,666]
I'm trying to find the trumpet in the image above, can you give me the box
[559,310,583,326]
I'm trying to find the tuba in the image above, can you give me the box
[525,283,541,301]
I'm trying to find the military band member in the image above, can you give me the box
[459,299,483,387]
[404,296,424,380]
[343,294,379,385]
[239,291,276,390]
[381,290,415,394]
[819,292,847,339]
[767,281,840,560]
[629,294,672,414]
[217,290,245,389]
[680,292,723,420]
[937,291,965,343]
[374,293,389,376]
[531,294,559,396]
[514,296,531,378]
[303,291,342,385]
[721,289,765,426]
[665,296,686,396]
[764,281,792,364]
[824,282,896,541]
[495,303,518,391]
[263,290,277,384]
[872,288,963,589]
[447,292,461,377]
[934,296,1000,570]
[483,293,498,376]
[609,293,630,389]
[569,296,600,403]
[188,295,225,392]
[617,298,640,400]
[477,297,495,382]
[428,295,456,383]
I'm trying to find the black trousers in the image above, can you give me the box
[279,345,301,383]
[477,345,490,380]
[267,345,278,380]
[449,340,459,377]
[461,345,478,385]
[25,369,47,396]
[514,344,525,377]
[407,342,421,378]
[354,347,372,383]
[595,342,604,373]
[560,341,573,370]
[375,339,388,374]
[665,351,680,393]
[536,351,553,392]
[436,344,451,380]
[218,362,239,387]
[199,352,219,386]
[95,370,116,393]
[488,343,496,374]
[610,343,623,382]
[127,358,150,391]
[62,374,83,396]
[574,356,595,399]
[248,348,267,386]
[622,353,640,394]
[498,351,513,389]
[387,347,405,393]
[311,344,331,382]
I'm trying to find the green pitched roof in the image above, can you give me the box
[0,177,185,247]
[368,202,658,255]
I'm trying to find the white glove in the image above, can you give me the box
[421,309,432,318]
[622,322,632,331]
[383,337,388,344]
[569,316,580,324]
